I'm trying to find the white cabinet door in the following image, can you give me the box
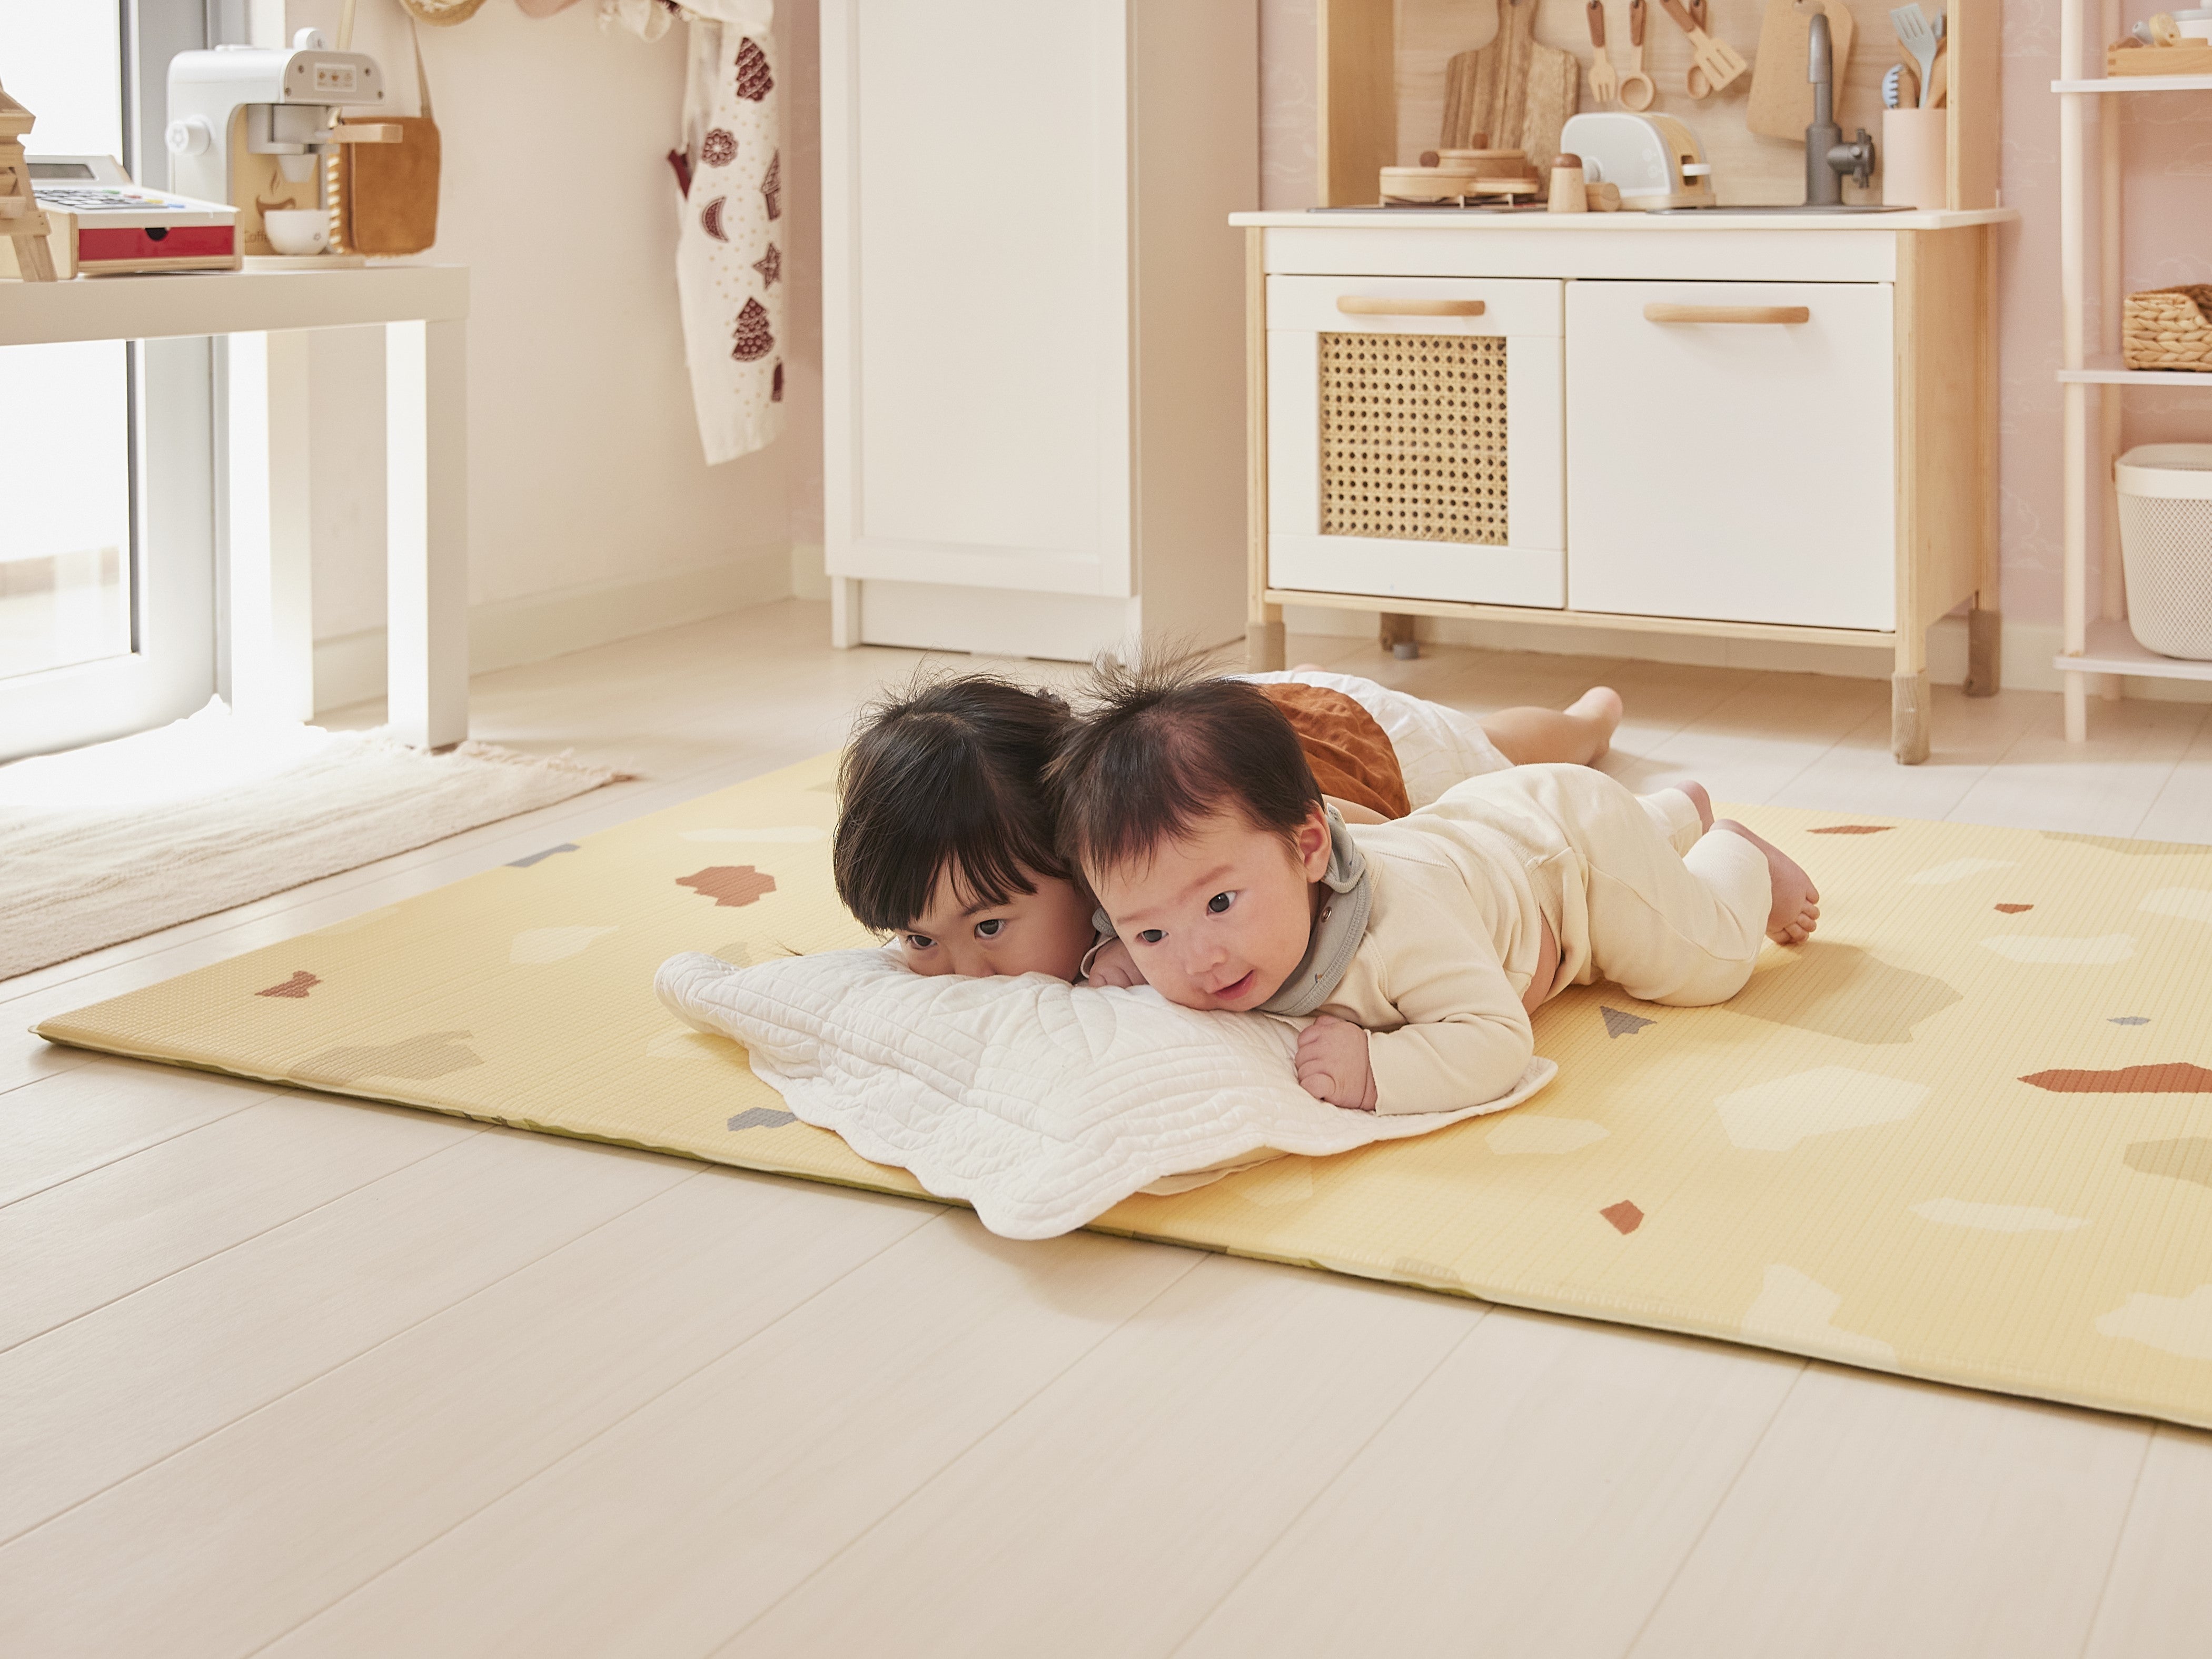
[822,0,1130,600]
[1266,275,1565,610]
[1565,280,1896,631]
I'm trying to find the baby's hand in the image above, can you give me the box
[1296,1015,1377,1112]
[1084,936,1145,989]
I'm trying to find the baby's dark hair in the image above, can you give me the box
[1048,657,1322,878]
[833,673,1077,932]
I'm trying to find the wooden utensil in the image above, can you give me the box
[1586,0,1619,105]
[1747,0,1857,137]
[1685,0,1716,95]
[1660,0,1749,96]
[1619,0,1657,109]
[1441,0,1541,150]
[1521,42,1583,172]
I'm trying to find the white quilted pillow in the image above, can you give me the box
[657,948,1556,1239]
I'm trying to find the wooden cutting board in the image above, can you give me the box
[1745,0,1856,140]
[1441,0,1541,150]
[1520,41,1581,173]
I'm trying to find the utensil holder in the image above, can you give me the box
[1882,108,1947,209]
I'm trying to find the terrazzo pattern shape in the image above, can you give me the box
[35,754,2212,1429]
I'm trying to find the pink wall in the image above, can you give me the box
[1255,0,2212,631]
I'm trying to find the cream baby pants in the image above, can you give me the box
[1451,764,1774,1008]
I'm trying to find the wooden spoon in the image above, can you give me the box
[1619,0,1658,109]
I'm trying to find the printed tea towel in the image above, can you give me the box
[663,2,784,464]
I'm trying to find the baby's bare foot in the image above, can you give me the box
[1565,686,1623,760]
[1717,819,1820,944]
[1678,779,1714,833]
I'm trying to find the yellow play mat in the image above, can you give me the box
[35,753,2212,1428]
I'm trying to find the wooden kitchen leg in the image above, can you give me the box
[385,317,470,751]
[1964,604,2001,697]
[1247,612,1286,671]
[1892,623,1931,764]
[225,329,315,725]
[1379,612,1419,660]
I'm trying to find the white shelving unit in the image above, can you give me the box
[2054,4,2212,739]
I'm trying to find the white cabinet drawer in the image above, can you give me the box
[1266,275,1566,608]
[1564,280,1896,631]
[1268,274,1563,337]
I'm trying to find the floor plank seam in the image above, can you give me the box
[1164,1305,1495,1657]
[0,1048,96,1100]
[711,1237,1214,1654]
[0,1091,263,1213]
[1614,1357,1810,1657]
[236,1194,949,1656]
[0,1156,710,1563]
[2071,1426,2160,1659]
[0,1125,489,1367]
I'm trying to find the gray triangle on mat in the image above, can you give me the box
[507,843,579,869]
[728,1107,796,1131]
[1601,1006,1656,1038]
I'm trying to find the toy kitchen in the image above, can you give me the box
[1237,0,2016,763]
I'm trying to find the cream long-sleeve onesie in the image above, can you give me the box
[1317,763,1774,1116]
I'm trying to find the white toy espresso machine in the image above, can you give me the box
[165,29,391,258]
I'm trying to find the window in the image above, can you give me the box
[0,4,134,684]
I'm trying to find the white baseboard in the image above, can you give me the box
[314,548,793,714]
[1279,605,2212,704]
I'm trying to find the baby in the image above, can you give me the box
[830,667,1625,989]
[1049,662,1819,1115]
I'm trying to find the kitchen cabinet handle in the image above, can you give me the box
[1643,303,1811,324]
[1335,297,1487,317]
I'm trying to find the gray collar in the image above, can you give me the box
[1256,806,1373,1017]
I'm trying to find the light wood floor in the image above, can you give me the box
[5,601,2210,1657]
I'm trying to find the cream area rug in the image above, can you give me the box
[1,699,623,980]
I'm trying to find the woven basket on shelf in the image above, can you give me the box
[2123,285,2212,372]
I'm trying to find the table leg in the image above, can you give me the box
[385,317,469,750]
[224,330,315,723]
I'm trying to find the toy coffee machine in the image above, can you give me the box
[165,29,394,257]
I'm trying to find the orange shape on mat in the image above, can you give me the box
[1995,903,2034,913]
[1601,1200,1644,1235]
[677,865,778,908]
[2020,1062,2212,1095]
[1808,824,1894,836]
[255,970,321,999]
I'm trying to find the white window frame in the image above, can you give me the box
[0,0,217,762]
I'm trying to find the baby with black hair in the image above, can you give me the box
[831,667,1625,990]
[1049,662,1820,1115]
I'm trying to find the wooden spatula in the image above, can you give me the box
[1658,0,1749,96]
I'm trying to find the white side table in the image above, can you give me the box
[0,264,469,749]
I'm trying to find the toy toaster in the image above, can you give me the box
[1557,112,1717,211]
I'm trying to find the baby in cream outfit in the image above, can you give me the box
[1054,664,1820,1115]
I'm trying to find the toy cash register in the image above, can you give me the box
[0,155,238,279]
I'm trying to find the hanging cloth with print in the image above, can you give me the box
[672,3,783,464]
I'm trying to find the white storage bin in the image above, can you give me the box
[2116,444,2212,661]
